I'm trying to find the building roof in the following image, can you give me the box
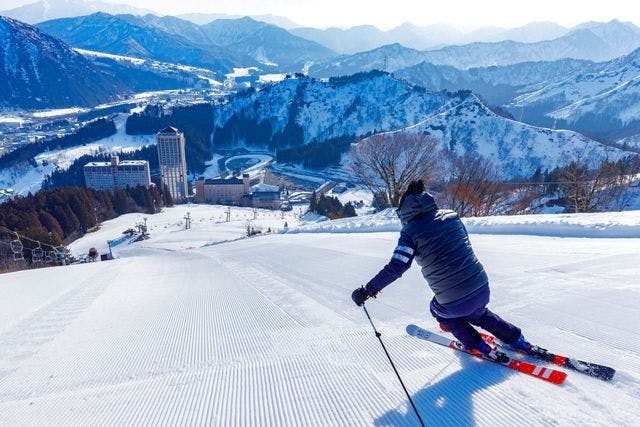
[119,161,148,166]
[85,160,148,167]
[201,177,245,185]
[251,183,280,193]
[157,126,180,135]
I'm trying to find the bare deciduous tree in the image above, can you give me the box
[439,152,508,217]
[348,132,442,207]
[560,157,633,213]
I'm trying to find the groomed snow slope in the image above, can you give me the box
[1,207,639,426]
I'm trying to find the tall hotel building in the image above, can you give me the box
[156,126,188,202]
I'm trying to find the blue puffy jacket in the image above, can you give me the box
[365,192,488,304]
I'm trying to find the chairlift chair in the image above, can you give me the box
[54,247,65,262]
[32,243,44,263]
[10,233,24,261]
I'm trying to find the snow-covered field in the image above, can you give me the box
[1,207,639,426]
[31,108,89,118]
[68,204,304,257]
[259,73,287,83]
[226,67,259,79]
[0,116,25,124]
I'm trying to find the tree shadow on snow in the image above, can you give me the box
[374,351,511,427]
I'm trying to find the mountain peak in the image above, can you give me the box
[0,0,154,24]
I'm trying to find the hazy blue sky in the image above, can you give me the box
[3,0,640,29]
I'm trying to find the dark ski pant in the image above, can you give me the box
[430,285,521,350]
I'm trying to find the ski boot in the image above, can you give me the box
[508,334,532,352]
[475,340,510,363]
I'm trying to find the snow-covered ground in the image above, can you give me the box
[0,113,154,195]
[0,208,639,426]
[330,187,375,215]
[67,204,303,257]
[225,67,259,79]
[201,154,224,179]
[288,208,640,238]
[31,108,89,118]
[74,48,147,65]
[0,116,25,124]
[259,73,287,83]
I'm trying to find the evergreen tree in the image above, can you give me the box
[163,186,174,207]
[309,191,318,213]
[342,202,357,218]
[38,210,63,242]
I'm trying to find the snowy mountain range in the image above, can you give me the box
[0,0,153,24]
[401,93,625,177]
[200,17,334,69]
[212,72,633,178]
[394,59,596,106]
[0,16,211,109]
[35,13,333,72]
[390,47,640,142]
[508,48,640,140]
[35,13,246,73]
[308,20,640,74]
[292,21,572,54]
[0,15,126,108]
[177,13,300,29]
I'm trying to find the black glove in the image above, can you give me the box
[352,286,373,306]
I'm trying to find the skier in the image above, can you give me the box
[351,180,530,360]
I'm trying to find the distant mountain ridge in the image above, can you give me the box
[292,21,603,54]
[508,48,640,140]
[0,15,126,108]
[177,13,300,29]
[394,58,596,105]
[201,17,334,68]
[36,12,246,73]
[0,0,154,24]
[211,72,633,177]
[0,16,207,109]
[402,93,625,175]
[392,46,640,142]
[36,13,334,72]
[308,20,640,75]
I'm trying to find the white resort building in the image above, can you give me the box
[84,155,151,191]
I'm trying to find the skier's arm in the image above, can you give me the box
[365,232,416,295]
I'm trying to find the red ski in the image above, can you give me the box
[406,324,567,385]
[477,332,615,381]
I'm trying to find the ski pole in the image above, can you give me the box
[362,305,426,427]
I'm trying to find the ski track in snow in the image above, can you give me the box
[0,211,639,425]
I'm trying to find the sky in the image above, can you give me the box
[2,0,640,30]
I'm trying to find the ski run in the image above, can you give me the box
[0,205,639,426]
